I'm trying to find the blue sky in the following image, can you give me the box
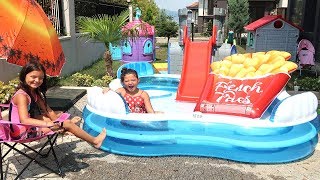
[154,0,196,11]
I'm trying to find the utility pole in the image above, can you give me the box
[127,0,133,22]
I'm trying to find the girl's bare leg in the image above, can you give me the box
[62,120,107,148]
[35,115,106,148]
[39,112,80,124]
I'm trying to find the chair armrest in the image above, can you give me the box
[0,113,71,128]
[0,120,44,128]
[54,113,70,123]
[0,104,10,108]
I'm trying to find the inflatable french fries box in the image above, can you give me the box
[194,51,298,118]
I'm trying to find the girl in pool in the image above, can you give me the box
[103,68,159,113]
[9,61,106,148]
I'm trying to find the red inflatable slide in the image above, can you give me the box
[175,26,217,102]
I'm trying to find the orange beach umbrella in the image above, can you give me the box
[0,0,65,76]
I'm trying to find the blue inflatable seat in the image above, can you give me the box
[117,62,154,79]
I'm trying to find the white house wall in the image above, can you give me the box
[59,35,106,76]
[254,20,299,60]
[198,0,207,16]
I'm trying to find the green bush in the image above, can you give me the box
[92,75,114,87]
[102,75,114,86]
[296,77,320,91]
[0,79,19,104]
[92,79,105,87]
[71,73,95,87]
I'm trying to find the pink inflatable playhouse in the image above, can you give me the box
[121,8,155,63]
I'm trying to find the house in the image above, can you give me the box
[244,15,302,59]
[187,0,279,34]
[183,0,319,61]
[186,2,199,32]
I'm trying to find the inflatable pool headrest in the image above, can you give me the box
[109,79,122,91]
[270,92,318,124]
[87,86,129,114]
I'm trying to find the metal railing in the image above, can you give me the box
[36,0,65,36]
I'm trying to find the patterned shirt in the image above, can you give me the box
[123,92,147,113]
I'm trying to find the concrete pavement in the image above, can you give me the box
[2,93,320,180]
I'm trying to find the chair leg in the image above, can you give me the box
[48,135,64,177]
[43,134,59,157]
[2,142,17,158]
[4,135,64,179]
[20,134,57,157]
[1,144,3,180]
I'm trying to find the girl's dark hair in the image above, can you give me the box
[120,68,138,82]
[18,60,48,106]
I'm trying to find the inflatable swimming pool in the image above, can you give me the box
[83,74,320,163]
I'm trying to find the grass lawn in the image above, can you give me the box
[154,43,168,63]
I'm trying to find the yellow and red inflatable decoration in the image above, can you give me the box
[194,50,298,118]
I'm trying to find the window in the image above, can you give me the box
[122,40,132,55]
[143,39,153,55]
[247,32,254,47]
[273,20,283,29]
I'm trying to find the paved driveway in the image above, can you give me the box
[3,95,320,180]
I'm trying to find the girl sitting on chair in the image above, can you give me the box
[9,60,106,148]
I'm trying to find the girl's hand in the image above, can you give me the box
[102,87,110,94]
[47,121,64,133]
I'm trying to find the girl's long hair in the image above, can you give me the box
[18,60,48,106]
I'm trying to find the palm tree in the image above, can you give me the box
[77,10,131,77]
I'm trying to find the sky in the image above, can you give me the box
[154,0,196,11]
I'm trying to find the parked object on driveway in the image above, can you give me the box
[297,39,317,76]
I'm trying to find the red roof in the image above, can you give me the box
[244,15,303,31]
[187,2,198,9]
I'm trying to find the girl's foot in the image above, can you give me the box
[93,128,107,148]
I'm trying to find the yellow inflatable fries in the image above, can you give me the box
[211,50,297,78]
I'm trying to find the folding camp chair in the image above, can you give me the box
[0,103,70,179]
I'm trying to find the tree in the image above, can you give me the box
[155,10,179,44]
[206,20,213,36]
[227,0,250,44]
[132,0,159,25]
[77,10,136,77]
